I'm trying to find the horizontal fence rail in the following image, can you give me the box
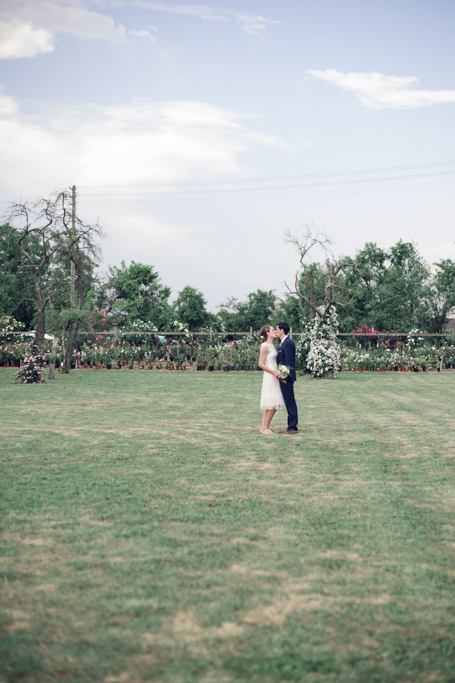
[3,330,454,338]
[2,327,454,372]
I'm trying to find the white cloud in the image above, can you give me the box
[0,92,290,203]
[152,2,224,21]
[109,1,278,34]
[0,92,291,268]
[0,89,19,117]
[0,20,55,59]
[109,1,228,21]
[0,1,127,59]
[129,28,156,41]
[29,3,127,41]
[305,69,455,109]
[0,1,277,60]
[234,13,279,36]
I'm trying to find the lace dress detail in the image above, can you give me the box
[260,343,285,411]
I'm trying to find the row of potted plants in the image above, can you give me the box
[2,332,455,373]
[340,347,454,371]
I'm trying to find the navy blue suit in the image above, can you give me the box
[276,336,298,431]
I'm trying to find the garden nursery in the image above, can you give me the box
[2,319,454,379]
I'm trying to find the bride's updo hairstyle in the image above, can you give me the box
[259,325,272,342]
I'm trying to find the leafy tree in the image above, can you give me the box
[98,261,172,330]
[340,241,432,332]
[236,289,277,331]
[278,293,302,331]
[281,264,327,330]
[55,225,103,374]
[45,246,99,326]
[215,297,238,331]
[173,286,210,330]
[284,226,329,322]
[217,289,277,332]
[2,190,101,349]
[425,259,455,332]
[284,225,351,324]
[0,224,41,329]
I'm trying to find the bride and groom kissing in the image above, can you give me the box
[258,321,298,436]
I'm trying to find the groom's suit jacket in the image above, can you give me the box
[277,337,297,382]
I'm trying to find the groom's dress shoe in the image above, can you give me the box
[279,429,298,435]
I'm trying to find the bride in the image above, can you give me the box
[258,325,285,435]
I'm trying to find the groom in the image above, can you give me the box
[276,322,298,434]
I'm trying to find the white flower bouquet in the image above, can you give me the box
[277,364,291,380]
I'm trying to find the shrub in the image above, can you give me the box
[15,351,46,384]
[295,322,312,374]
[306,306,341,378]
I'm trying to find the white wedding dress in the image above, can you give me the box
[260,343,285,411]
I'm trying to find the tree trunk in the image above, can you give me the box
[61,255,85,374]
[62,322,78,374]
[308,272,314,322]
[324,259,335,306]
[34,301,46,350]
[48,323,68,380]
[47,338,59,380]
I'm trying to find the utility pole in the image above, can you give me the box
[70,185,76,308]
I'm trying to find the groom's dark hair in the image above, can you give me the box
[277,322,290,335]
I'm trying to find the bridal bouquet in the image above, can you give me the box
[277,364,291,380]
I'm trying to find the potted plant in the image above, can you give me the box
[230,348,239,371]
[104,349,112,369]
[376,356,386,372]
[206,348,215,371]
[219,349,229,371]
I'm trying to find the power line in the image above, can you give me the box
[78,178,455,205]
[78,159,455,190]
[1,160,454,208]
[80,170,455,198]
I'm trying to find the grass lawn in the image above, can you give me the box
[1,368,455,683]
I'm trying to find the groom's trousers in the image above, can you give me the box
[281,381,298,431]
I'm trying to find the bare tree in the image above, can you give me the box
[284,224,351,320]
[3,193,65,348]
[283,224,331,321]
[3,190,104,356]
[321,258,352,313]
[57,218,104,374]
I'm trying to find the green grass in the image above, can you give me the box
[1,368,455,683]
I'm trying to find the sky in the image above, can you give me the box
[1,0,454,310]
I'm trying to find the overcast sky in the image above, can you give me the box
[1,0,454,309]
